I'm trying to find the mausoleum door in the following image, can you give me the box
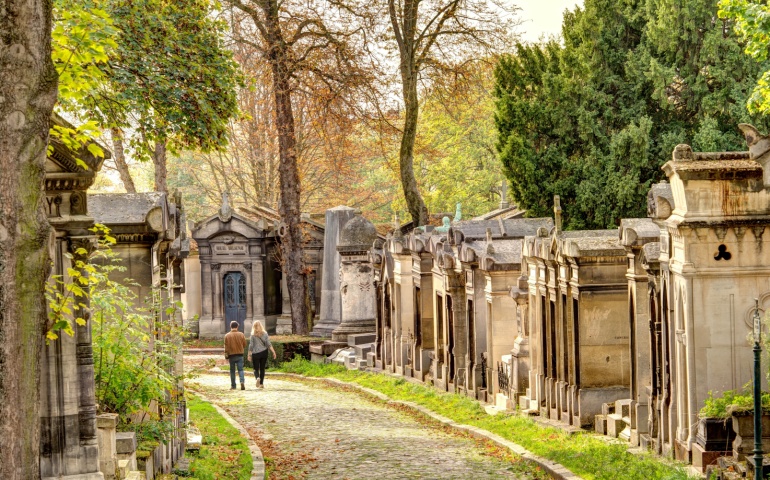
[224,272,247,332]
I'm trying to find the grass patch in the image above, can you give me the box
[186,394,252,479]
[276,357,696,480]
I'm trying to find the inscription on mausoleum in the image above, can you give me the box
[214,244,247,254]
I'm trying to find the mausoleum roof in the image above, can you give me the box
[452,217,552,240]
[560,229,624,258]
[89,192,166,226]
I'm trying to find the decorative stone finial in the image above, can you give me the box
[218,192,233,222]
[485,227,495,254]
[554,195,562,233]
[392,213,403,240]
[672,144,693,162]
[338,214,378,253]
[739,123,770,160]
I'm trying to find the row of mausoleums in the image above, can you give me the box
[368,126,770,469]
[41,114,189,479]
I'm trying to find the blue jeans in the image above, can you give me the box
[229,355,244,388]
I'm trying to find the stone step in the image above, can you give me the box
[118,459,129,479]
[484,404,507,416]
[116,432,136,455]
[309,341,347,356]
[595,414,607,435]
[615,399,633,418]
[619,425,632,441]
[348,333,376,345]
[607,413,625,438]
[354,344,373,358]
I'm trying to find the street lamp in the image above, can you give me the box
[754,298,764,479]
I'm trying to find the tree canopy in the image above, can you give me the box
[720,0,770,116]
[53,0,241,192]
[495,0,770,229]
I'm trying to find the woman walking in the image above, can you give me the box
[249,320,277,389]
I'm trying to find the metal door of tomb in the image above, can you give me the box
[224,272,247,332]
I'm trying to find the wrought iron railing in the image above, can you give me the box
[497,360,511,394]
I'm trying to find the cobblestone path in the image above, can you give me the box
[187,372,538,479]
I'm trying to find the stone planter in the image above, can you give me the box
[696,417,735,451]
[731,411,770,460]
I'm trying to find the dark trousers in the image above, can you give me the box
[251,350,268,384]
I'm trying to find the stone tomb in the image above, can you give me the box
[191,196,325,337]
[192,195,280,337]
[521,212,629,428]
[41,114,108,480]
[658,139,770,462]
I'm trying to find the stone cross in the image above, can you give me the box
[500,180,510,209]
[554,195,562,233]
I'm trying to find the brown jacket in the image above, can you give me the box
[224,330,247,356]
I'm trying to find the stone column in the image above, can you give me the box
[251,243,265,320]
[510,275,530,397]
[275,275,293,334]
[446,273,467,388]
[243,262,254,331]
[332,215,379,342]
[200,256,212,319]
[313,206,357,337]
[212,263,222,327]
[70,237,99,450]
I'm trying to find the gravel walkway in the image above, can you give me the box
[187,371,539,479]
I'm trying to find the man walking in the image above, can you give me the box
[224,321,247,390]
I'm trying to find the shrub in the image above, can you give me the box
[700,389,770,418]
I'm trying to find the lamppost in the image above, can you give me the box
[753,298,764,479]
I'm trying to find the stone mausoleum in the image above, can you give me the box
[41,115,108,479]
[190,195,324,337]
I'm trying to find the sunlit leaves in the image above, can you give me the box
[46,224,190,442]
[52,0,117,107]
[719,0,770,115]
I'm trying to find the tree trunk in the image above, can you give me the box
[0,1,59,478]
[110,128,136,193]
[399,72,428,226]
[263,0,311,335]
[152,139,168,193]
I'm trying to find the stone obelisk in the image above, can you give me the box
[311,205,356,337]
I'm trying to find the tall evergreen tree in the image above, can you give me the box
[495,0,768,229]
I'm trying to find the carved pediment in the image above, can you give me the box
[45,114,109,192]
[192,211,266,242]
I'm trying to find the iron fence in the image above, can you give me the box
[497,361,511,394]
